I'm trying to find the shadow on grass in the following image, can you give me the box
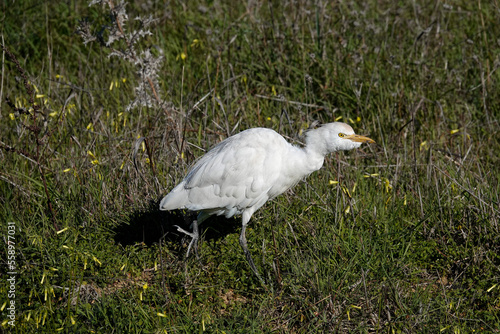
[112,199,241,250]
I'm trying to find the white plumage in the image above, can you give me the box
[160,122,374,282]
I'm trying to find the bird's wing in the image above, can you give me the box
[182,129,289,213]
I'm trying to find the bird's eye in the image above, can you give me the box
[338,133,345,138]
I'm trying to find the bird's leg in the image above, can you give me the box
[239,223,265,285]
[174,219,199,259]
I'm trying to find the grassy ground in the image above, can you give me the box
[1,0,499,332]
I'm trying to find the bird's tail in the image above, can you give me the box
[159,183,189,211]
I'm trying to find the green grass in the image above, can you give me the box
[1,0,499,332]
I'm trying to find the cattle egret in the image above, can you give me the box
[160,122,375,282]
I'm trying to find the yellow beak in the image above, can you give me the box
[344,134,376,144]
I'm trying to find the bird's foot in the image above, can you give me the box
[239,224,266,286]
[243,248,266,286]
[174,223,199,259]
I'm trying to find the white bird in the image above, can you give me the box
[160,122,375,282]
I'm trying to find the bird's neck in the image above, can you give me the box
[302,145,326,173]
[298,128,331,173]
[285,144,325,178]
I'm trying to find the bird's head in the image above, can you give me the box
[305,122,375,154]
